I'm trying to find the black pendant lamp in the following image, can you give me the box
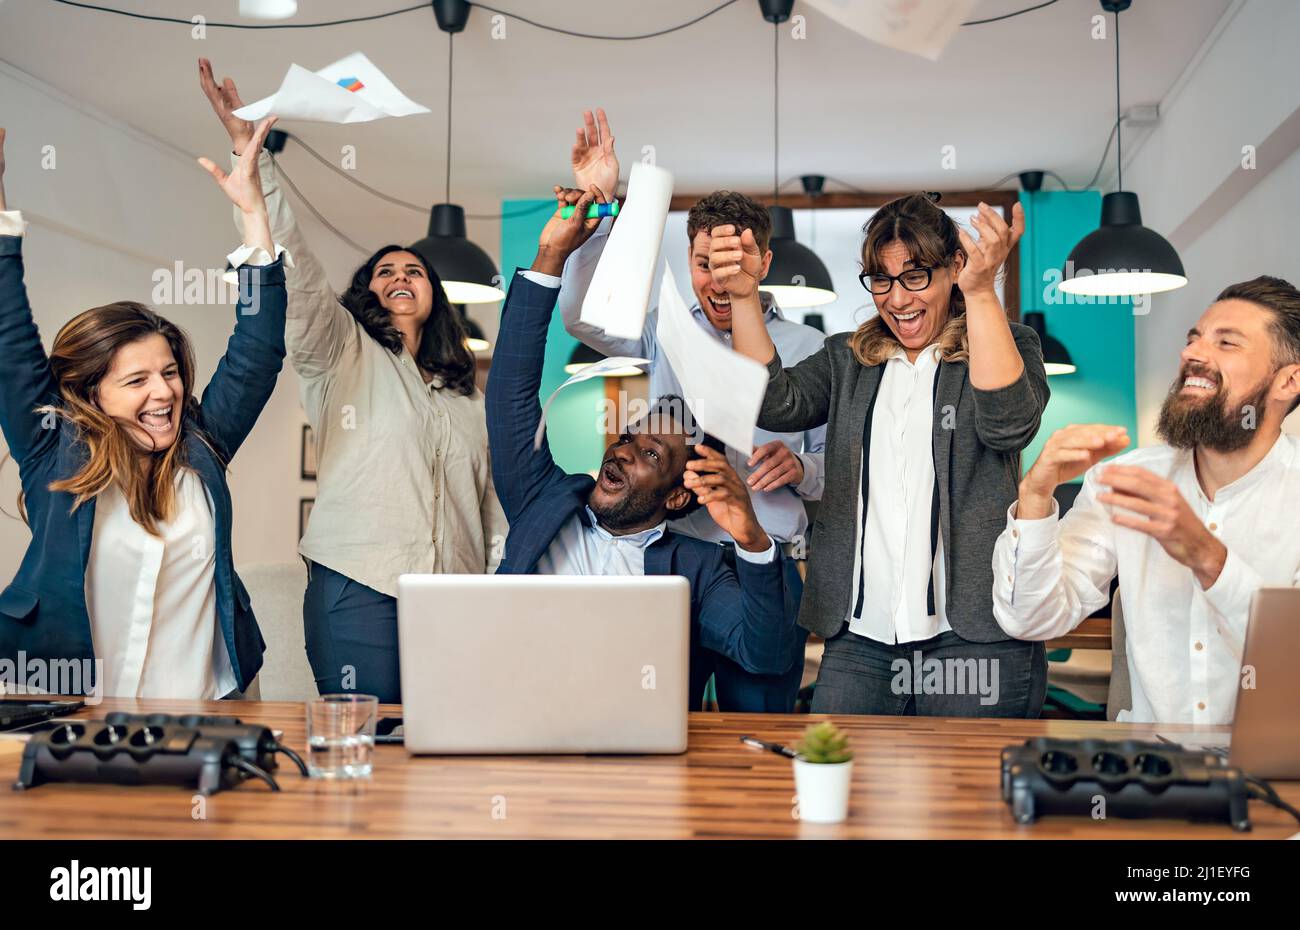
[758,0,836,309]
[1060,0,1186,298]
[409,0,506,304]
[456,304,490,353]
[1022,312,1077,376]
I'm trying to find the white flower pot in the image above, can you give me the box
[793,757,853,824]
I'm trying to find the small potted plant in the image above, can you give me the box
[793,720,854,824]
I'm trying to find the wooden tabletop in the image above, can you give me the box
[1046,617,1113,651]
[1,698,1295,839]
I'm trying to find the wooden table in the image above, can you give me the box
[1046,617,1113,651]
[1,698,1294,839]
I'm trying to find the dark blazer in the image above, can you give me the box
[486,272,800,709]
[0,233,286,691]
[758,324,1049,641]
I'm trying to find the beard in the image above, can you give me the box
[1156,366,1272,453]
[589,482,665,531]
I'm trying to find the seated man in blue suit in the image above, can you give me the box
[487,186,801,711]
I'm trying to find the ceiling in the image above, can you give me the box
[0,0,1233,251]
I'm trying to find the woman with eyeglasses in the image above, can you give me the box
[717,193,1050,717]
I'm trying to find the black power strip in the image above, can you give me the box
[13,714,308,796]
[1001,737,1252,831]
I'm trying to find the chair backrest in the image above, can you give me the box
[1105,588,1130,721]
[237,561,315,702]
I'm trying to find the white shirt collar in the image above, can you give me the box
[583,506,667,549]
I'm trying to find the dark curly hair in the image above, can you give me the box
[686,191,773,252]
[338,244,476,395]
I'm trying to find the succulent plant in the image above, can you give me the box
[794,720,853,764]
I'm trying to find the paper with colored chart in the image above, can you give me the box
[803,0,976,61]
[233,52,430,123]
[655,264,766,456]
[579,161,674,341]
[533,356,651,450]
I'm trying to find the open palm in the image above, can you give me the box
[571,108,619,197]
[198,116,277,215]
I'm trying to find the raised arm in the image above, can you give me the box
[683,446,796,675]
[0,128,61,467]
[557,108,648,358]
[193,119,288,460]
[199,58,355,380]
[487,187,605,520]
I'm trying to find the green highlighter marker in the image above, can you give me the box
[560,202,620,220]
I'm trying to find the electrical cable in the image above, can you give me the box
[272,155,373,255]
[49,0,1064,35]
[272,742,310,777]
[230,755,281,791]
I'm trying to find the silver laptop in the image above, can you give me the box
[1226,587,1300,779]
[396,575,690,754]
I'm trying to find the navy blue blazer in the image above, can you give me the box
[485,271,800,709]
[0,234,286,692]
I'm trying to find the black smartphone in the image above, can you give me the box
[375,716,404,745]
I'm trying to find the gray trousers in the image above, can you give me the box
[810,628,1047,718]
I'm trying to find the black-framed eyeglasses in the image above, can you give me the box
[859,267,936,295]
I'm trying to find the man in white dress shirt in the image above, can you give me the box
[993,276,1300,724]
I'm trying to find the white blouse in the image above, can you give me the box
[85,469,236,699]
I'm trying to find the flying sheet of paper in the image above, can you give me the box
[655,264,766,456]
[580,161,673,341]
[233,52,431,123]
[803,0,975,61]
[533,356,651,450]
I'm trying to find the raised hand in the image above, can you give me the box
[1097,464,1227,588]
[708,224,764,300]
[683,445,770,553]
[1019,423,1130,519]
[957,201,1025,296]
[199,117,278,255]
[571,108,619,199]
[198,57,255,155]
[533,185,606,275]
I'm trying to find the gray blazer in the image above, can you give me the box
[759,323,1049,642]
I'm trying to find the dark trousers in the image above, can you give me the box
[712,556,807,713]
[810,627,1047,718]
[303,560,402,704]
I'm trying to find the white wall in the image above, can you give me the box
[1123,0,1300,444]
[0,63,332,581]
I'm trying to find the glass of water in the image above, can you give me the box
[306,694,378,779]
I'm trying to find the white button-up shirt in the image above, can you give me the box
[992,434,1300,724]
[847,346,950,643]
[85,470,236,699]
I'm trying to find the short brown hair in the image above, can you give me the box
[1216,275,1300,414]
[686,191,772,252]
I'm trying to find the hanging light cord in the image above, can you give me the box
[773,21,779,204]
[1114,7,1123,191]
[49,0,1061,34]
[446,31,455,204]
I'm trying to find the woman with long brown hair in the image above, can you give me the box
[199,60,507,704]
[0,119,288,699]
[719,193,1051,716]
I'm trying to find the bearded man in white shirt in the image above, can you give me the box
[992,276,1300,724]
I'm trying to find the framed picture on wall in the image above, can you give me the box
[300,424,317,480]
[299,498,314,540]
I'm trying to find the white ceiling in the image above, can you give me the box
[1,0,1232,250]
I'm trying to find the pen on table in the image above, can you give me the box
[740,735,799,759]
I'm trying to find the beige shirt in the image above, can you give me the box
[235,153,508,597]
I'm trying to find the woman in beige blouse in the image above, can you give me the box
[200,60,507,702]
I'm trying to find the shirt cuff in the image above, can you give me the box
[1200,546,1260,627]
[519,269,560,288]
[1007,498,1061,551]
[0,210,28,237]
[227,242,294,270]
[794,451,822,498]
[735,536,777,565]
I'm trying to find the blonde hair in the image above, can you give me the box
[850,193,970,367]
